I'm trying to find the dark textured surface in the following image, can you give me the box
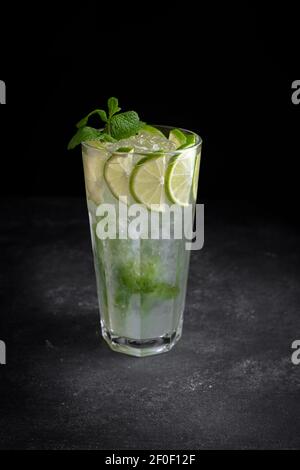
[0,198,300,450]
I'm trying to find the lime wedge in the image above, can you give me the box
[166,152,195,206]
[130,154,168,211]
[178,133,197,149]
[104,148,134,201]
[169,128,187,148]
[192,153,201,200]
[142,125,165,137]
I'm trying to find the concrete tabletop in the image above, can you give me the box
[0,198,299,449]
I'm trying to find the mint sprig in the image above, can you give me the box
[76,109,108,128]
[68,97,145,149]
[67,127,114,150]
[107,97,121,118]
[110,111,140,140]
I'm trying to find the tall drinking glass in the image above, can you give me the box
[82,126,202,356]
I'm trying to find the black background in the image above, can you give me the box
[0,2,299,204]
[1,0,300,452]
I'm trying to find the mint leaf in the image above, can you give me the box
[68,97,145,150]
[98,133,117,143]
[76,109,107,128]
[67,126,103,149]
[107,97,121,118]
[110,111,140,140]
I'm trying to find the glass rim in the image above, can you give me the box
[81,124,202,155]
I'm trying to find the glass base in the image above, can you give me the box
[101,324,182,357]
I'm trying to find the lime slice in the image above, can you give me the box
[178,133,197,149]
[192,153,201,200]
[104,148,134,201]
[166,152,195,206]
[85,180,103,205]
[114,147,134,153]
[142,125,165,138]
[130,154,168,211]
[82,148,106,182]
[86,140,106,149]
[169,128,187,148]
[82,148,107,204]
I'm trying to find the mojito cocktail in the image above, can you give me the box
[69,98,202,356]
